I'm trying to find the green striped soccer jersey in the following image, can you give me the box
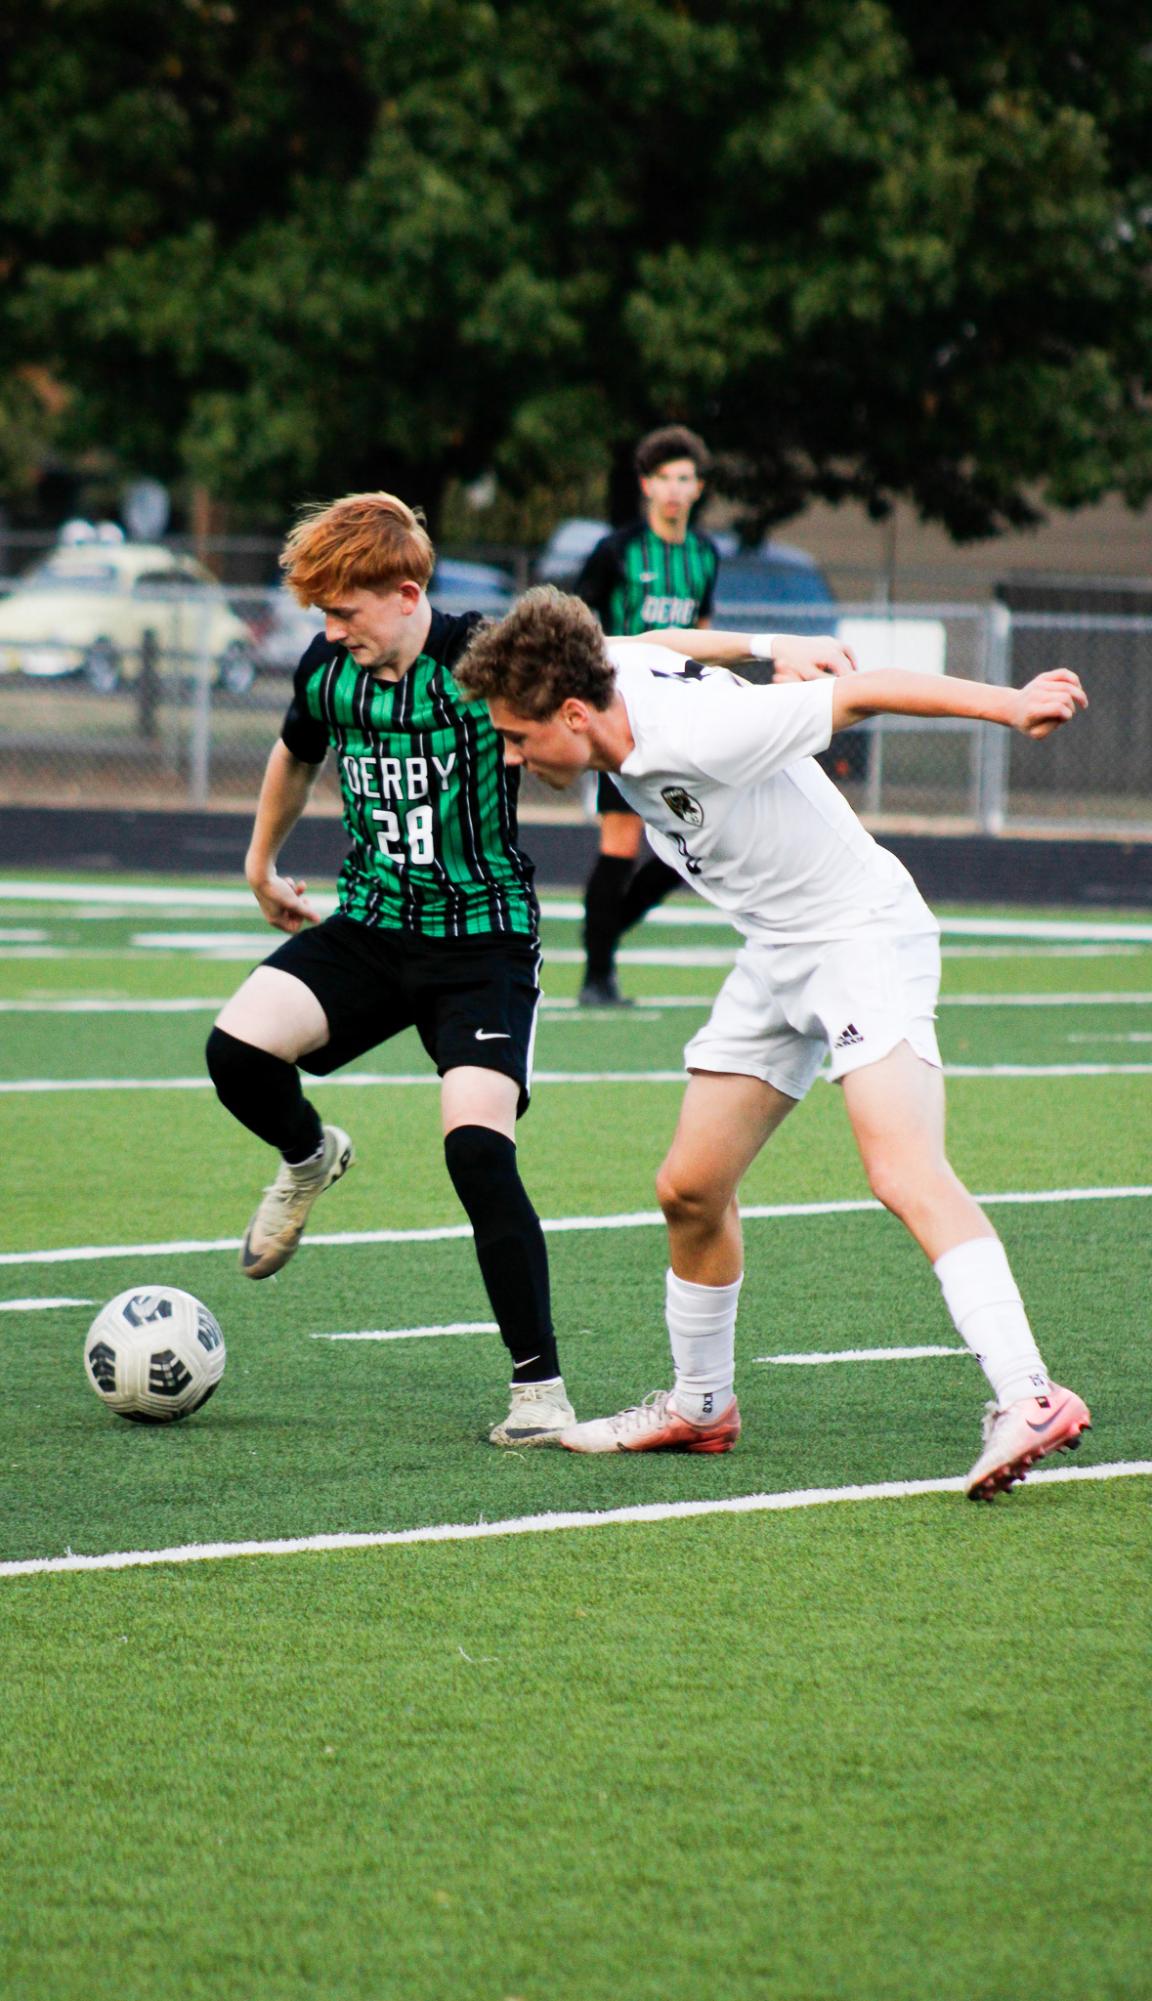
[575,520,719,635]
[279,610,538,940]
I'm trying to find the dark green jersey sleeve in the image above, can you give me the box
[574,534,625,626]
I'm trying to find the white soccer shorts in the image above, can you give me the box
[683,919,943,1099]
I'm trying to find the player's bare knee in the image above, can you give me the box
[864,1150,955,1226]
[656,1161,724,1230]
[861,1153,916,1219]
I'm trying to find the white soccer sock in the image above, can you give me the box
[665,1269,741,1424]
[933,1236,1049,1407]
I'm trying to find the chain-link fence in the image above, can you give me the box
[0,582,1149,834]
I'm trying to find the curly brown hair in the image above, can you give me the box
[456,586,617,719]
[280,492,435,606]
[634,425,711,479]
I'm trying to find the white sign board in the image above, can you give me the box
[837,617,947,676]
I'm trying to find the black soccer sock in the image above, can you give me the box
[205,1026,323,1163]
[444,1125,559,1382]
[582,853,633,982]
[616,856,682,937]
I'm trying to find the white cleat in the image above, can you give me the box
[240,1124,354,1279]
[560,1388,741,1455]
[489,1377,575,1447]
[965,1382,1091,1501]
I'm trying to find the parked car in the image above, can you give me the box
[430,556,515,617]
[248,589,324,675]
[0,536,258,693]
[251,559,516,673]
[533,518,611,588]
[709,536,838,628]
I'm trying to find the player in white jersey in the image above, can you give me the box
[457,587,1093,1501]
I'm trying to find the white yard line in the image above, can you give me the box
[941,1063,1152,1076]
[0,883,279,911]
[940,992,1152,1007]
[2,990,1152,1017]
[309,1330,969,1360]
[0,998,232,1013]
[1,1461,1147,1581]
[2,1183,1149,1271]
[0,1297,91,1312]
[3,1061,1152,1095]
[754,1345,969,1365]
[314,1323,498,1342]
[940,945,1146,959]
[2,881,1152,941]
[0,1071,682,1093]
[3,940,1148,965]
[1067,1033,1152,1044]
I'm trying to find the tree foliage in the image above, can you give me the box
[2,0,1151,535]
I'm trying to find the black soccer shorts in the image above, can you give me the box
[262,914,542,1116]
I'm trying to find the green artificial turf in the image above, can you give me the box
[1,874,1149,2001]
[2,1491,1149,2001]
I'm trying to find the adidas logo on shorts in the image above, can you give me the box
[833,1022,865,1049]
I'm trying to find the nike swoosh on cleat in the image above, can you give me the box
[1026,1399,1074,1433]
[474,1030,510,1041]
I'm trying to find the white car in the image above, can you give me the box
[533,517,611,587]
[0,541,258,693]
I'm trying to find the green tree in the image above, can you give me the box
[1,0,1150,537]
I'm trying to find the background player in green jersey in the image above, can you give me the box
[205,492,574,1447]
[575,425,720,1005]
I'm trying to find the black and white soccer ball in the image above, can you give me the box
[83,1287,226,1422]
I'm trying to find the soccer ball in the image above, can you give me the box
[84,1286,226,1423]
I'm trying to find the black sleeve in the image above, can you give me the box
[279,636,335,764]
[437,609,486,672]
[574,536,622,624]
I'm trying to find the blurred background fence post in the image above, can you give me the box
[136,626,160,741]
[978,602,1012,835]
[187,593,214,806]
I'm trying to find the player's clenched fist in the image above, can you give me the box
[1011,669,1088,739]
[250,871,319,933]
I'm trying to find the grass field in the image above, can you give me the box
[1,873,1150,2001]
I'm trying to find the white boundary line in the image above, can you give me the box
[0,1296,91,1312]
[2,990,1151,1015]
[314,1322,498,1342]
[3,881,1152,940]
[2,1183,1149,1270]
[754,1344,969,1365]
[4,1061,1152,1096]
[3,943,1147,965]
[2,1461,1148,1580]
[309,1331,970,1358]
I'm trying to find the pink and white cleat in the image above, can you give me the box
[964,1382,1091,1501]
[560,1389,741,1456]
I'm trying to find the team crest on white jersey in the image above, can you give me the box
[661,785,704,827]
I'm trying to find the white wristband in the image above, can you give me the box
[749,634,777,660]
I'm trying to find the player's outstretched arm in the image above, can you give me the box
[245,739,325,932]
[628,628,859,679]
[831,667,1087,737]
